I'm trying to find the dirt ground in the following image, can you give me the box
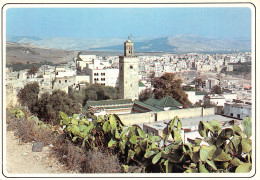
[5,131,68,175]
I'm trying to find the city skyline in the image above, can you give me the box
[6,7,251,39]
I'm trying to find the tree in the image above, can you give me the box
[212,85,222,94]
[139,89,153,102]
[152,73,191,108]
[68,87,85,105]
[34,90,82,125]
[17,82,39,112]
[202,100,217,108]
[27,66,39,77]
[82,84,119,105]
[192,78,203,91]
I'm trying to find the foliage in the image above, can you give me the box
[203,101,217,108]
[7,108,59,145]
[152,73,191,108]
[60,112,252,173]
[221,62,251,76]
[192,78,203,91]
[17,81,40,112]
[34,90,82,125]
[68,87,85,105]
[185,118,252,173]
[82,84,119,106]
[139,89,153,102]
[85,150,123,173]
[27,66,39,76]
[7,61,58,72]
[212,85,222,94]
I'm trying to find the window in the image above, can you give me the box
[65,80,67,83]
[230,113,233,117]
[130,65,133,69]
[101,78,105,81]
[59,80,61,83]
[237,114,241,118]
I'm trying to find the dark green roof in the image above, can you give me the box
[157,95,182,108]
[102,105,133,110]
[76,57,83,61]
[87,99,133,107]
[139,81,146,87]
[133,100,163,112]
[145,98,159,106]
[169,106,180,110]
[195,92,208,96]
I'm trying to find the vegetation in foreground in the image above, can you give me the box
[7,107,252,173]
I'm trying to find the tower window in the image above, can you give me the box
[130,65,133,69]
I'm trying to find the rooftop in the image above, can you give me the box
[87,99,133,107]
[157,95,183,108]
[141,114,237,131]
[133,100,163,112]
[139,81,146,87]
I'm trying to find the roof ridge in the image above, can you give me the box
[163,95,169,108]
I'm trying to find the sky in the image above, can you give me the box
[6,7,251,39]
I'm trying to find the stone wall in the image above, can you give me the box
[118,111,155,126]
[118,107,215,126]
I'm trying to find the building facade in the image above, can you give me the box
[224,102,252,119]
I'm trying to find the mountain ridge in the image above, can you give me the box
[7,34,251,53]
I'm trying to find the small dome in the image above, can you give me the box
[126,39,131,42]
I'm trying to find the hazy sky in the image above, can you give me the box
[6,7,251,39]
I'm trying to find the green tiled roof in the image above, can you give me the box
[157,96,182,108]
[139,81,146,87]
[195,92,208,96]
[145,98,159,106]
[169,106,180,110]
[133,100,163,112]
[103,105,133,109]
[87,99,133,107]
[76,57,83,61]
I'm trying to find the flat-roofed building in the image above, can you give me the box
[142,114,239,145]
[224,102,252,119]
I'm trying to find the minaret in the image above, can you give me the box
[119,37,139,100]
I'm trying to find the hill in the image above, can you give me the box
[6,42,78,65]
[7,34,251,53]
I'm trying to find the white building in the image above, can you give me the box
[205,94,226,106]
[185,91,208,105]
[224,102,252,119]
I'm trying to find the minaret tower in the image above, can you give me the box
[119,36,139,100]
